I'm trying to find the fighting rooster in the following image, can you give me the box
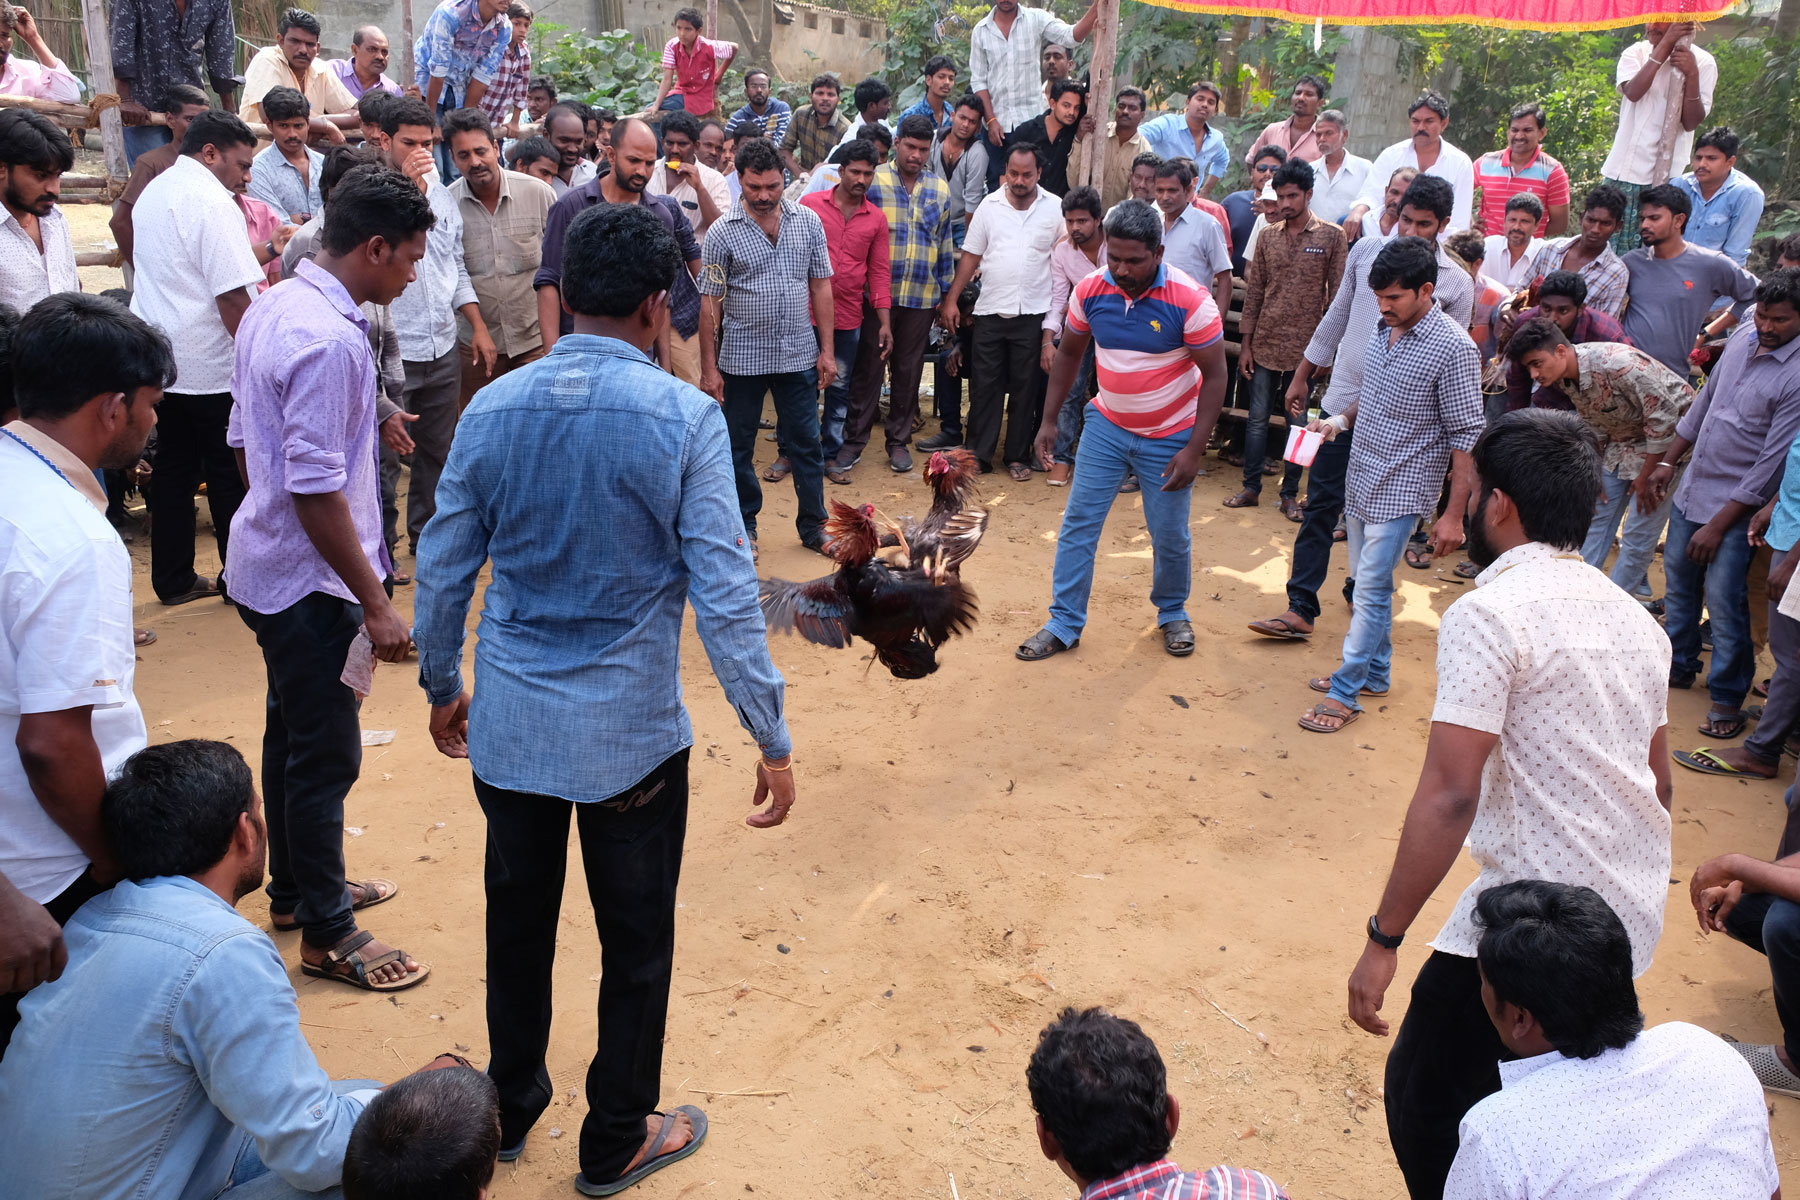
[760,499,981,679]
[881,448,986,570]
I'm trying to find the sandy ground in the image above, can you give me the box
[67,201,1800,1199]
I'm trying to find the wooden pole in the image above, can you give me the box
[76,0,128,181]
[1083,0,1118,191]
[401,0,415,92]
[0,93,269,138]
[706,0,718,36]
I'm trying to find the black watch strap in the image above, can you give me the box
[1367,914,1404,950]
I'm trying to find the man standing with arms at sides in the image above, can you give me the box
[1297,236,1482,736]
[901,54,959,130]
[968,0,1096,156]
[109,84,210,270]
[1230,158,1345,520]
[110,0,238,167]
[1246,74,1328,165]
[1523,184,1632,317]
[1676,126,1764,266]
[1601,21,1715,254]
[1150,159,1231,306]
[779,75,849,181]
[1141,82,1231,198]
[228,164,437,993]
[1472,101,1569,238]
[700,136,836,558]
[541,103,598,198]
[940,142,1063,482]
[1041,186,1105,486]
[1346,92,1473,238]
[1643,270,1800,740]
[1345,408,1673,1198]
[242,8,358,138]
[1620,183,1757,378]
[414,200,796,1197]
[376,98,497,562]
[1018,199,1227,662]
[0,109,77,307]
[329,25,404,99]
[729,68,791,144]
[130,111,265,608]
[1248,176,1471,643]
[1309,110,1369,225]
[536,118,702,377]
[801,139,891,475]
[836,114,948,479]
[0,294,172,1056]
[249,86,325,223]
[1075,85,1151,212]
[446,107,554,405]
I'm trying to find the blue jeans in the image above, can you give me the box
[1725,890,1800,1065]
[721,368,827,544]
[1242,364,1302,498]
[1051,342,1096,465]
[433,91,461,181]
[1043,406,1193,643]
[1328,513,1419,709]
[218,1079,380,1198]
[1582,464,1671,594]
[818,326,861,464]
[1664,500,1758,706]
[123,123,171,169]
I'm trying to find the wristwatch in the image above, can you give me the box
[1367,914,1403,950]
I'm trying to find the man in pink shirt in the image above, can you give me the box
[1245,74,1327,165]
[1042,185,1105,485]
[0,6,79,102]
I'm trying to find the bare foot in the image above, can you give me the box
[621,1111,694,1175]
[301,932,422,986]
[1701,745,1778,778]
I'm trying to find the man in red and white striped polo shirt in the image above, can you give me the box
[1016,198,1228,662]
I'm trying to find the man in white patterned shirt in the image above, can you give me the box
[0,109,78,309]
[1444,880,1776,1200]
[1343,409,1673,1199]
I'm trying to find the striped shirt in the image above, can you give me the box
[1473,147,1569,237]
[1065,263,1223,439]
[1085,1158,1289,1200]
[865,163,953,310]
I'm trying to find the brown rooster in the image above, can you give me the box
[880,447,989,571]
[760,500,979,679]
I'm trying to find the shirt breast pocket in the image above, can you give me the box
[500,230,540,277]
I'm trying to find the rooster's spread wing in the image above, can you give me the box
[759,574,855,648]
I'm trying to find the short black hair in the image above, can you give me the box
[1757,266,1800,315]
[319,144,382,205]
[923,53,957,78]
[1004,141,1044,174]
[1778,231,1800,266]
[895,112,937,145]
[1294,73,1328,99]
[1508,100,1547,130]
[1695,125,1740,158]
[837,137,880,170]
[1271,158,1313,192]
[1152,158,1194,188]
[1026,1007,1171,1182]
[180,110,256,156]
[319,164,437,256]
[1474,879,1643,1059]
[1116,85,1147,110]
[102,740,256,882]
[507,135,556,170]
[1188,80,1222,103]
[1638,182,1690,222]
[357,89,397,126]
[1471,405,1604,549]
[1251,143,1288,167]
[380,96,438,137]
[1538,269,1587,306]
[662,110,702,145]
[442,106,495,146]
[1445,229,1485,265]
[0,108,74,173]
[673,6,703,27]
[1504,192,1544,221]
[1104,198,1162,250]
[1504,315,1570,364]
[1062,185,1101,220]
[165,83,211,110]
[1049,77,1087,107]
[260,85,311,124]
[543,102,586,137]
[344,1067,500,1200]
[810,73,840,94]
[853,76,891,112]
[527,75,557,99]
[1368,235,1438,291]
[563,203,679,318]
[743,67,770,85]
[1409,89,1450,120]
[1130,150,1162,172]
[277,6,322,38]
[1398,174,1455,223]
[13,292,175,420]
[1584,182,1628,224]
[508,0,533,19]
[855,122,892,150]
[953,92,985,117]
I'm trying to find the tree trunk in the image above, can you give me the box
[720,0,774,68]
[1218,17,1250,113]
[1776,0,1798,43]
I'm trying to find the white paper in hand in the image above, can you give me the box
[341,626,376,699]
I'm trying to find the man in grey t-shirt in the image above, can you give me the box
[1621,183,1758,377]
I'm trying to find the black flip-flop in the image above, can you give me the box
[1673,747,1776,777]
[1404,545,1433,570]
[1699,710,1749,740]
[1016,630,1077,661]
[575,1107,709,1196]
[161,576,223,605]
[1247,616,1311,640]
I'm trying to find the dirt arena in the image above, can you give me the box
[71,205,1800,1198]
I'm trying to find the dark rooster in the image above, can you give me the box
[760,500,979,679]
[881,447,987,571]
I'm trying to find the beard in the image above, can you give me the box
[1465,489,1500,569]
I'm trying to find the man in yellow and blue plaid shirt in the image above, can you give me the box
[834,113,956,476]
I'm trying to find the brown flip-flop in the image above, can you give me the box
[761,458,791,483]
[1309,675,1387,697]
[1248,616,1310,640]
[1298,701,1360,733]
[299,929,430,992]
[272,878,399,932]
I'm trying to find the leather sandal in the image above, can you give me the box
[1161,619,1195,657]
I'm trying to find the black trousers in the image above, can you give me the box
[840,305,937,460]
[476,748,690,1183]
[150,391,244,601]
[237,592,364,949]
[968,313,1046,469]
[1284,428,1353,624]
[0,868,103,1061]
[1385,951,1506,1199]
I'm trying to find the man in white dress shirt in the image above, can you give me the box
[1481,193,1544,292]
[1443,879,1778,1200]
[1309,110,1370,225]
[1343,409,1673,1199]
[1346,91,1474,237]
[0,109,77,309]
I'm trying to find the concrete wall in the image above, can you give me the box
[1329,26,1417,160]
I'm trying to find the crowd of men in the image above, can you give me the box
[0,1,1798,1197]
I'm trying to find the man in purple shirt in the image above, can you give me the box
[226,164,436,993]
[1500,269,1632,413]
[328,25,404,99]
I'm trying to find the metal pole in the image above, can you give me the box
[77,0,127,181]
[1083,0,1117,191]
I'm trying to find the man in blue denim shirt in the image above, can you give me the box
[0,739,467,1199]
[1675,127,1765,267]
[412,202,797,1197]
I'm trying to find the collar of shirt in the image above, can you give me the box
[1496,1045,1562,1088]
[295,256,373,335]
[0,419,107,512]
[1083,1159,1186,1200]
[1474,539,1578,586]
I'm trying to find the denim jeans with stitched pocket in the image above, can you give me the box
[1664,500,1758,706]
[1327,513,1419,709]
